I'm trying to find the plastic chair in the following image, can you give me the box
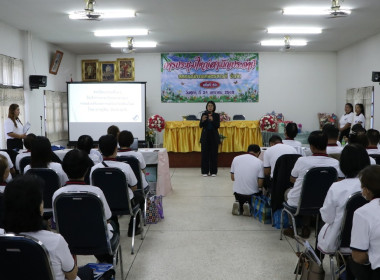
[280,167,338,251]
[0,234,55,280]
[186,115,198,120]
[25,168,61,219]
[116,155,150,226]
[54,192,124,279]
[232,114,245,120]
[328,191,368,280]
[19,156,31,175]
[91,167,144,254]
[369,154,380,164]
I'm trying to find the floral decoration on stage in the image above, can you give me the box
[146,128,156,143]
[148,114,166,132]
[318,113,338,129]
[259,114,277,132]
[218,112,231,122]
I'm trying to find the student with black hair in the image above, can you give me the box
[366,129,380,155]
[339,103,354,142]
[318,144,370,257]
[3,174,90,280]
[23,136,68,186]
[90,134,144,237]
[322,124,343,154]
[231,144,264,216]
[353,103,365,128]
[0,154,9,193]
[200,100,220,177]
[15,133,36,171]
[107,125,120,140]
[77,134,102,164]
[350,165,380,279]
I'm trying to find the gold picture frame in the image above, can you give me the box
[81,60,99,82]
[100,61,116,82]
[116,58,135,81]
[49,50,64,75]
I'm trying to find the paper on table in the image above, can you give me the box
[23,122,31,134]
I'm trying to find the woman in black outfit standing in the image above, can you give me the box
[200,101,220,177]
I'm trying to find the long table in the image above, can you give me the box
[164,120,262,152]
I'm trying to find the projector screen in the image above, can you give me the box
[67,82,146,144]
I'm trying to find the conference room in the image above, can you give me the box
[1,0,380,279]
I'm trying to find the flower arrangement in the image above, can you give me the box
[219,134,227,142]
[218,112,230,122]
[318,113,338,129]
[146,128,156,144]
[259,114,277,132]
[148,114,165,132]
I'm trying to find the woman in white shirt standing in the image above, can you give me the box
[339,103,354,143]
[4,104,26,151]
[353,103,366,129]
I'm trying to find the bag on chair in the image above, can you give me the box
[146,195,164,224]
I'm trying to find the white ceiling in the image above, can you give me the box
[1,0,380,54]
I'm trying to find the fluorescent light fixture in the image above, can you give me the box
[94,29,149,37]
[267,27,322,34]
[68,10,135,19]
[283,7,351,15]
[260,40,307,46]
[111,41,157,48]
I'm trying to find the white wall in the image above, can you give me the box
[77,51,337,144]
[337,33,380,131]
[0,21,77,140]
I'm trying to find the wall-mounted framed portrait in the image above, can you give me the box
[49,50,64,75]
[116,58,135,81]
[100,61,116,82]
[81,60,99,81]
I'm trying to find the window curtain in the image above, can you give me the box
[0,88,25,148]
[0,55,24,87]
[346,86,373,129]
[44,90,68,143]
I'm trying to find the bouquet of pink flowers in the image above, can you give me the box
[148,114,165,132]
[219,112,231,122]
[260,115,277,132]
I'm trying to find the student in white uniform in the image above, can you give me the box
[117,130,149,190]
[230,144,264,216]
[339,103,354,143]
[323,124,343,155]
[23,136,68,186]
[0,151,14,182]
[350,165,380,279]
[0,154,10,193]
[77,134,102,164]
[3,175,93,280]
[90,134,144,237]
[282,123,305,156]
[15,133,36,172]
[317,145,370,260]
[4,104,26,151]
[366,129,380,155]
[353,103,366,129]
[53,149,117,264]
[284,131,344,238]
[263,135,298,179]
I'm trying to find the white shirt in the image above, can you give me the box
[0,151,13,182]
[353,113,366,128]
[339,112,354,129]
[230,154,264,195]
[282,139,305,156]
[350,198,380,270]
[15,150,31,171]
[326,145,343,155]
[117,150,148,188]
[4,118,23,140]
[21,230,79,280]
[89,149,102,164]
[317,178,361,254]
[52,183,113,238]
[263,143,298,178]
[367,147,380,155]
[287,155,344,207]
[90,160,137,199]
[24,162,69,187]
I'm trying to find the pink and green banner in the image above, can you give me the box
[161,53,259,103]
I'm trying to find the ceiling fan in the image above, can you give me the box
[279,36,294,52]
[327,0,351,18]
[121,37,136,54]
[69,0,102,20]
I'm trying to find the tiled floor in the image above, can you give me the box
[78,167,334,280]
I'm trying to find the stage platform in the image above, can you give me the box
[168,152,244,168]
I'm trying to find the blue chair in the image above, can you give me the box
[0,234,55,280]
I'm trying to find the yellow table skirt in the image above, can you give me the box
[164,120,262,152]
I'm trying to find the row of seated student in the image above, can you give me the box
[230,125,380,279]
[0,129,147,279]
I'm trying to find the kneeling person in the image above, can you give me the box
[231,144,264,216]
